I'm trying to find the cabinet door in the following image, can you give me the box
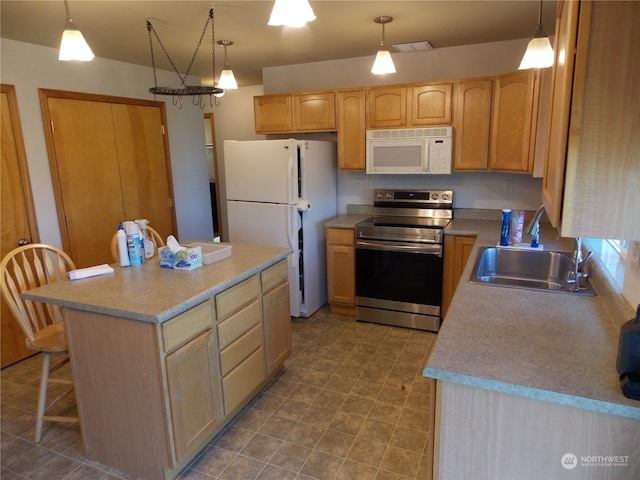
[368,86,407,128]
[442,235,476,319]
[262,281,291,375]
[326,228,355,314]
[337,89,366,171]
[489,70,537,173]
[410,83,453,126]
[254,95,293,133]
[453,79,493,171]
[293,92,335,131]
[165,328,221,462]
[542,0,581,227]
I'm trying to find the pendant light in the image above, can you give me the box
[217,40,238,90]
[268,0,316,28]
[58,0,94,61]
[518,0,554,69]
[371,16,396,75]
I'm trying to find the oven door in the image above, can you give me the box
[355,239,443,323]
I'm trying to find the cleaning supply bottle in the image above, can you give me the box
[124,221,142,267]
[135,219,154,259]
[500,209,511,246]
[116,224,130,267]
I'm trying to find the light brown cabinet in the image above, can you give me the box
[367,82,453,129]
[254,91,335,134]
[442,235,476,319]
[336,89,367,171]
[542,1,639,239]
[261,260,291,375]
[489,70,539,173]
[326,227,356,315]
[453,78,493,170]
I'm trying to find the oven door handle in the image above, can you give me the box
[356,240,442,256]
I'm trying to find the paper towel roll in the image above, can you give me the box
[297,199,311,212]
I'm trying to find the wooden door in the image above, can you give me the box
[40,90,176,268]
[410,83,453,126]
[112,104,174,241]
[367,86,407,128]
[262,281,291,375]
[1,85,40,367]
[253,94,292,133]
[44,96,125,268]
[293,92,336,131]
[336,89,366,171]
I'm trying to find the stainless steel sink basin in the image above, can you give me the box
[469,246,595,295]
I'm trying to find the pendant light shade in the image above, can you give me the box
[518,0,554,69]
[217,40,238,90]
[371,16,396,75]
[58,0,94,61]
[268,0,316,28]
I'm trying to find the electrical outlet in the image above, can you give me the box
[355,180,363,193]
[504,181,513,194]
[630,241,640,272]
[365,180,373,190]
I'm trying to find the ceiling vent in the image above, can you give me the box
[392,41,434,53]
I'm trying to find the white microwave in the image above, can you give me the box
[366,127,453,174]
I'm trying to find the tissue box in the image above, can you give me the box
[159,245,203,270]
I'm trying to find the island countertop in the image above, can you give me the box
[424,219,640,420]
[21,243,290,324]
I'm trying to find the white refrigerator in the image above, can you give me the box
[223,139,337,318]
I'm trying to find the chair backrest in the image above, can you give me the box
[0,244,76,342]
[110,224,166,262]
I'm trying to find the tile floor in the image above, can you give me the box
[1,306,437,480]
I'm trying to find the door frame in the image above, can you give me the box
[204,113,223,240]
[38,88,177,257]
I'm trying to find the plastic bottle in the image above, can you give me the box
[500,209,511,246]
[116,224,130,267]
[124,221,143,267]
[509,210,525,246]
[135,219,154,259]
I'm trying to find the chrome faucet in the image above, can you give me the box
[568,237,594,292]
[525,204,546,248]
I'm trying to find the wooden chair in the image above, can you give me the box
[110,224,165,262]
[0,244,80,442]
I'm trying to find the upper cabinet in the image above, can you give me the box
[367,82,453,129]
[542,0,639,240]
[336,89,367,171]
[254,91,335,134]
[453,71,539,174]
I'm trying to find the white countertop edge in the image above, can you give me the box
[422,368,640,420]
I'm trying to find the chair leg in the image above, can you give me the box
[35,352,52,443]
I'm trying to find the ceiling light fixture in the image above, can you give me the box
[58,0,94,61]
[217,40,238,90]
[371,16,396,75]
[268,0,316,28]
[146,7,223,108]
[518,0,554,69]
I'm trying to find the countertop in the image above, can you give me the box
[425,218,640,419]
[21,243,290,324]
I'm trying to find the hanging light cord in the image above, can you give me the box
[63,0,71,21]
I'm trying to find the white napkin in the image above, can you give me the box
[67,264,115,280]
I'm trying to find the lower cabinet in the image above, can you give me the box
[326,227,356,315]
[64,259,292,480]
[442,235,476,318]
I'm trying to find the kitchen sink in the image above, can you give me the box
[469,246,595,295]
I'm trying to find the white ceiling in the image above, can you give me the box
[1,1,557,87]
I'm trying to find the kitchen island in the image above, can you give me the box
[424,220,640,479]
[22,243,292,480]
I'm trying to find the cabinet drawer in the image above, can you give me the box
[222,346,266,414]
[162,301,214,353]
[261,259,288,293]
[326,228,354,246]
[220,323,263,376]
[215,275,260,322]
[217,298,261,350]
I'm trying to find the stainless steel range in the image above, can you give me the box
[355,189,453,332]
